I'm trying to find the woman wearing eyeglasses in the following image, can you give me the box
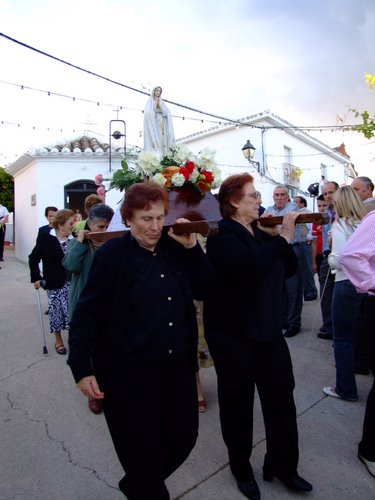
[203,173,313,499]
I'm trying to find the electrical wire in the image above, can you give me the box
[0,32,363,133]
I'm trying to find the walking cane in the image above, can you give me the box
[35,281,48,354]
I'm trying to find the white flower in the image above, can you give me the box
[172,144,194,165]
[171,173,186,187]
[151,173,168,187]
[196,148,216,169]
[211,175,222,189]
[135,151,161,177]
[188,169,200,183]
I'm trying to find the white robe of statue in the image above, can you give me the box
[143,86,175,159]
[106,205,130,232]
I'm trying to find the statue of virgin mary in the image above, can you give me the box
[143,86,175,159]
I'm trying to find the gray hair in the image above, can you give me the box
[273,185,288,194]
[357,176,374,192]
[87,203,114,223]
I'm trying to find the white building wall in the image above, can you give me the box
[11,152,124,262]
[183,119,347,210]
[13,161,38,262]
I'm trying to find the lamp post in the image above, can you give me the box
[109,120,126,172]
[242,140,264,175]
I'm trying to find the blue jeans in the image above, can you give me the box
[319,256,335,334]
[332,280,364,399]
[283,244,303,330]
[300,242,318,299]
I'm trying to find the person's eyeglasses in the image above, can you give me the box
[244,192,259,199]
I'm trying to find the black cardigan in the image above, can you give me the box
[67,231,215,385]
[204,218,297,343]
[28,232,67,289]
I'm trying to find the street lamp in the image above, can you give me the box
[242,140,264,175]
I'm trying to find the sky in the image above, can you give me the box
[0,0,374,178]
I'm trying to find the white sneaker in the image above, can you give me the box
[322,386,358,402]
[358,454,375,478]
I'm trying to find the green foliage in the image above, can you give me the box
[160,154,179,167]
[350,109,375,139]
[350,73,375,139]
[108,160,143,192]
[0,167,14,213]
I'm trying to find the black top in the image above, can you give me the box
[67,231,215,384]
[123,239,190,354]
[204,218,297,343]
[28,232,69,289]
[37,225,52,237]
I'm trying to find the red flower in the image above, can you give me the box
[179,161,195,180]
[200,170,214,183]
[185,161,195,172]
[196,180,211,193]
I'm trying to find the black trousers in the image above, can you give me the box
[358,296,375,461]
[207,333,299,481]
[0,224,5,259]
[102,350,198,500]
[355,295,371,372]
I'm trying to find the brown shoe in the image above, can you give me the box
[88,398,103,414]
[198,399,207,413]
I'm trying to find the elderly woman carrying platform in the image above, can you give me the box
[203,173,313,499]
[67,182,214,500]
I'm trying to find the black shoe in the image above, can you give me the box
[284,327,300,338]
[236,478,261,500]
[355,367,370,375]
[263,471,312,492]
[304,295,317,301]
[317,332,333,340]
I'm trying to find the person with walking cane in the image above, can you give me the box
[29,209,74,354]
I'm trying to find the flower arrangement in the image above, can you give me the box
[109,145,222,194]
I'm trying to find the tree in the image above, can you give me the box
[350,73,375,139]
[0,167,14,213]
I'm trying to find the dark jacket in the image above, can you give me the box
[204,218,297,343]
[28,232,67,289]
[37,225,52,237]
[67,231,215,385]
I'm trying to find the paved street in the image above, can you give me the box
[0,246,374,499]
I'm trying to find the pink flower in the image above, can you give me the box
[97,186,106,201]
[95,173,103,186]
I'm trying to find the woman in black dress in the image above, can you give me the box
[204,174,313,499]
[67,182,214,500]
